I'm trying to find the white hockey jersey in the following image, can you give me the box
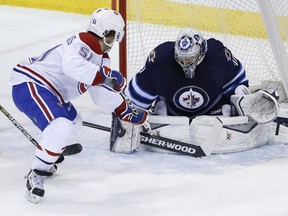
[10,32,123,112]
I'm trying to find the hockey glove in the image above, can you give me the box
[231,89,279,124]
[93,66,126,92]
[114,100,148,125]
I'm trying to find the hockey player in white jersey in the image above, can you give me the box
[10,8,147,204]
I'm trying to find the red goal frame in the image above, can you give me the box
[112,0,127,78]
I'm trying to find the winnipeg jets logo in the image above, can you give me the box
[174,86,209,112]
[181,88,201,108]
[179,36,192,51]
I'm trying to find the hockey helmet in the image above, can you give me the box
[174,28,207,79]
[88,8,125,50]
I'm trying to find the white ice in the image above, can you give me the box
[0,6,288,216]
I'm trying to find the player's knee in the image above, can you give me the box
[49,117,73,139]
[41,117,74,153]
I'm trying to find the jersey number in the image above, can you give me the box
[224,48,238,66]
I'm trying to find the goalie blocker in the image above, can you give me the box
[110,89,286,157]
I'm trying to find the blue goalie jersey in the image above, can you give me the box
[126,38,249,119]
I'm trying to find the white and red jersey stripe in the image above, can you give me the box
[27,82,55,122]
[10,32,111,102]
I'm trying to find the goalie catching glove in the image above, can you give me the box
[114,100,148,125]
[93,66,126,92]
[231,89,280,124]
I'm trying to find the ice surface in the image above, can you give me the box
[0,6,288,216]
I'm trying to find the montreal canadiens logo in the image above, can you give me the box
[78,82,90,94]
[173,86,209,111]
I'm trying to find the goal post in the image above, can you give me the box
[116,0,288,95]
[258,0,288,95]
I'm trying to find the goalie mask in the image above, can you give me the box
[88,8,125,52]
[174,28,207,79]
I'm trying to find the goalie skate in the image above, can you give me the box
[25,169,52,204]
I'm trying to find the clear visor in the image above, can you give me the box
[115,30,124,42]
[104,30,124,48]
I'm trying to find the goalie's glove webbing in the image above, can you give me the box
[231,89,279,124]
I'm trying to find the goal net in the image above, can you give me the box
[118,0,288,94]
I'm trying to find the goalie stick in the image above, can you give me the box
[0,104,82,156]
[84,118,210,157]
[139,131,206,157]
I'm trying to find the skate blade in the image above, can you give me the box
[25,191,41,204]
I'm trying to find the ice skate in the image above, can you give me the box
[25,169,52,204]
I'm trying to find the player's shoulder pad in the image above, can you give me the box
[78,32,102,55]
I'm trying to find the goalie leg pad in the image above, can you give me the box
[141,115,190,154]
[190,116,223,155]
[192,116,269,154]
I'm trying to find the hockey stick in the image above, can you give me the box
[0,104,82,156]
[82,121,111,132]
[139,131,206,157]
[82,120,211,157]
[0,104,38,146]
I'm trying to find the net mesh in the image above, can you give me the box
[125,0,288,87]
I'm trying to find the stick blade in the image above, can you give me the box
[62,143,83,156]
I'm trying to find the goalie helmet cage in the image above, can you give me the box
[114,0,288,95]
